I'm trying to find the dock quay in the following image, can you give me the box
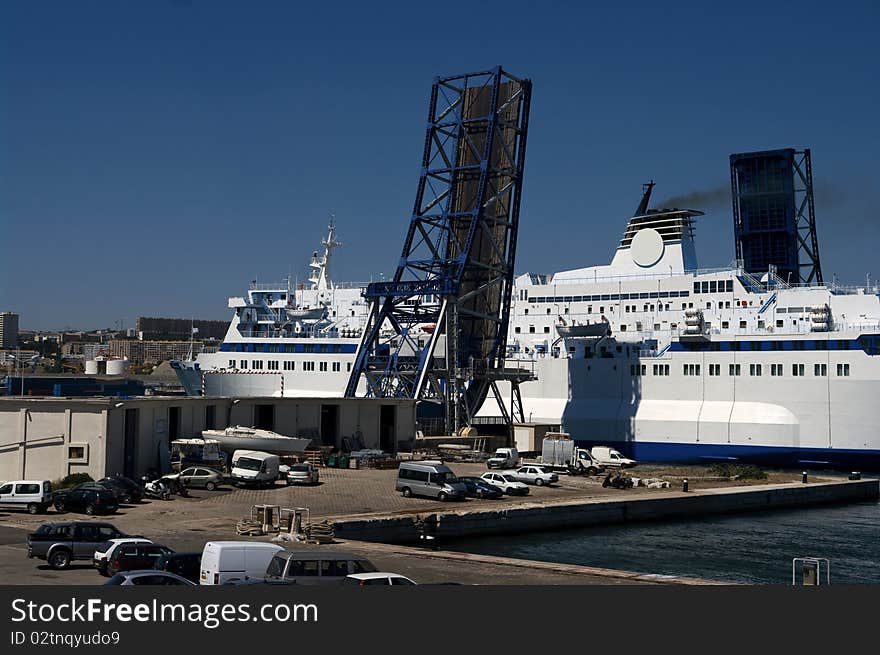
[330,478,879,544]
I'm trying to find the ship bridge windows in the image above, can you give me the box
[770,364,783,376]
[683,364,700,376]
[709,364,721,376]
[514,326,521,334]
[228,359,236,368]
[653,364,670,376]
[544,326,551,333]
[814,364,827,376]
[283,361,295,371]
[749,364,762,376]
[729,363,741,376]
[240,359,247,369]
[837,363,851,376]
[268,361,279,371]
[792,364,805,376]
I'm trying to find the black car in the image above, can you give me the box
[107,543,174,577]
[53,487,118,515]
[455,476,504,499]
[153,552,202,583]
[71,482,125,503]
[98,478,141,504]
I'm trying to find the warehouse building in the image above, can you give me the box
[0,396,416,481]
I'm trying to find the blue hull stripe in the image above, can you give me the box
[572,440,880,470]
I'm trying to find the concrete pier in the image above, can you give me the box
[332,478,880,543]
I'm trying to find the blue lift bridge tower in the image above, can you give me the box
[344,67,534,435]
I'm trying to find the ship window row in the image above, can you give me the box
[227,360,351,373]
[219,343,355,354]
[527,291,690,304]
[630,362,852,377]
[672,336,878,354]
[694,280,735,294]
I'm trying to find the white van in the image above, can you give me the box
[0,480,53,514]
[590,446,637,468]
[199,541,284,585]
[230,450,280,487]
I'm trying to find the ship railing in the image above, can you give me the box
[249,281,370,292]
[541,265,739,287]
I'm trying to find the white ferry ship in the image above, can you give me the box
[172,221,371,398]
[174,192,880,467]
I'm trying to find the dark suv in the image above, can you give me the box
[153,552,202,583]
[53,486,118,515]
[107,543,173,576]
[28,522,126,569]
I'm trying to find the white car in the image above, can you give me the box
[286,463,320,485]
[511,465,558,486]
[93,538,152,575]
[480,472,529,496]
[343,572,417,586]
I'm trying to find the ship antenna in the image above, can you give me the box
[634,180,655,216]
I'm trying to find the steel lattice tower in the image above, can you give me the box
[345,67,533,434]
[730,148,823,285]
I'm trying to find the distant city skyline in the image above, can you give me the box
[2,1,878,330]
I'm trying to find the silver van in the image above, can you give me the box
[396,461,467,501]
[0,480,53,514]
[264,550,378,585]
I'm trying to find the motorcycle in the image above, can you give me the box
[141,475,171,501]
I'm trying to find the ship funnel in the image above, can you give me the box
[634,181,655,216]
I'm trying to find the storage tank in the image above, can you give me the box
[105,358,129,375]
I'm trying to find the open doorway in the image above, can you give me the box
[255,404,275,431]
[380,405,396,452]
[123,408,138,479]
[320,404,338,447]
[168,406,180,445]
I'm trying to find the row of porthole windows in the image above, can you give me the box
[228,359,349,373]
[630,363,851,377]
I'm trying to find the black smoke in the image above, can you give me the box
[658,184,731,211]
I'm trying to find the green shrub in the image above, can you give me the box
[709,463,767,480]
[53,473,94,489]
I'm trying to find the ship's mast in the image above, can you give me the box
[308,218,342,292]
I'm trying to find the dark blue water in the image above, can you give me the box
[449,500,880,584]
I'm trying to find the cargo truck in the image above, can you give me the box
[539,433,604,475]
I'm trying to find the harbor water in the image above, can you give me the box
[449,499,880,584]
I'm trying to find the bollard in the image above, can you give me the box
[682,478,689,492]
[802,471,808,484]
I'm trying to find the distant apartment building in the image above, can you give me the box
[0,312,19,349]
[108,339,207,364]
[136,317,228,341]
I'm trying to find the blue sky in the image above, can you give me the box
[2,0,878,330]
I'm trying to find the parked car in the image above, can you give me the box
[98,477,142,503]
[154,552,202,583]
[105,570,195,586]
[264,550,378,585]
[510,465,558,486]
[480,472,529,496]
[456,476,504,499]
[93,538,153,575]
[52,486,118,515]
[343,572,417,586]
[286,463,320,485]
[74,482,126,503]
[199,541,284,585]
[107,543,174,577]
[396,461,467,501]
[0,479,53,514]
[27,522,126,569]
[164,467,223,491]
